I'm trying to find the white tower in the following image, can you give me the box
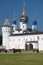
[32,16,37,32]
[20,2,28,31]
[12,13,17,34]
[2,18,12,50]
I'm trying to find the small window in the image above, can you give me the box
[41,38,43,40]
[30,38,32,41]
[24,39,25,41]
[9,39,11,41]
[13,39,15,41]
[18,39,20,41]
[33,38,35,40]
[26,39,28,41]
[23,25,24,28]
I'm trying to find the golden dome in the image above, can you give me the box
[20,2,29,22]
[20,15,28,22]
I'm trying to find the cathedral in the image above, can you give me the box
[2,3,43,52]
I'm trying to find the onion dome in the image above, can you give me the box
[20,2,28,22]
[22,19,27,24]
[12,20,16,25]
[3,17,11,26]
[20,15,28,22]
[32,21,37,25]
[32,16,37,25]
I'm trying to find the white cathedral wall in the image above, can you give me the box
[9,35,37,49]
[8,34,43,50]
[9,36,25,49]
[38,34,43,50]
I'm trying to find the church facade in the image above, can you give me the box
[2,3,43,51]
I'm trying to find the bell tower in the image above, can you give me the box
[2,17,12,50]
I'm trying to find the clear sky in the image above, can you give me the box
[0,0,43,34]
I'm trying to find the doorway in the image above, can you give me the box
[25,43,33,50]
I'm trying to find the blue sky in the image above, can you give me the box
[0,0,43,34]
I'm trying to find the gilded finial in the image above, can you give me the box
[13,12,16,20]
[23,2,26,9]
[34,16,36,21]
[6,16,9,19]
[22,2,26,16]
[33,13,36,21]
